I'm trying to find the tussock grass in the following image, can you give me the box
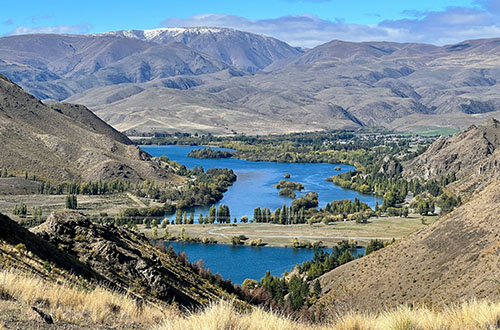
[0,269,167,326]
[155,300,326,330]
[2,268,500,329]
[156,300,500,330]
[331,301,500,330]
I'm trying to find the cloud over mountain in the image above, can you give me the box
[161,4,500,47]
[6,23,92,36]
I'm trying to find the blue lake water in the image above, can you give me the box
[165,241,364,284]
[141,145,383,221]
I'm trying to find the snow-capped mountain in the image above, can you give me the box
[103,27,304,72]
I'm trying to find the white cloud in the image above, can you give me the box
[161,5,500,47]
[6,24,92,36]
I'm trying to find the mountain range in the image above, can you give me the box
[2,27,500,134]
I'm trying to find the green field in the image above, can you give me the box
[399,126,460,136]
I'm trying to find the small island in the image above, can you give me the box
[274,179,305,198]
[187,147,235,159]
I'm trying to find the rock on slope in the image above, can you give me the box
[1,211,234,308]
[0,74,174,182]
[404,118,500,194]
[316,120,500,312]
[0,212,96,281]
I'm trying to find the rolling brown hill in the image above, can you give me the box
[316,120,500,312]
[68,36,500,135]
[0,74,175,182]
[404,118,500,195]
[3,30,500,135]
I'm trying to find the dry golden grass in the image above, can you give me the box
[0,269,168,326]
[155,300,327,330]
[2,268,499,329]
[156,300,500,330]
[333,300,500,329]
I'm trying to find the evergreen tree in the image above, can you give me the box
[280,204,287,224]
[313,279,322,296]
[65,195,77,210]
[287,275,309,311]
[273,208,281,224]
[253,207,262,223]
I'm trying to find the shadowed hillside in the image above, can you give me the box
[404,118,500,191]
[0,74,175,182]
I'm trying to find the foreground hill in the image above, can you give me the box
[3,212,500,328]
[316,121,500,312]
[0,74,173,182]
[0,211,235,309]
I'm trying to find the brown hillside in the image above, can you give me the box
[317,178,500,313]
[404,118,500,180]
[0,74,174,182]
[1,211,237,309]
[404,118,500,195]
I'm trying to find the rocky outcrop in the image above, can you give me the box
[403,119,500,193]
[33,211,229,307]
[1,210,235,309]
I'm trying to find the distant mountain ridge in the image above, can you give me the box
[2,29,500,134]
[104,27,304,72]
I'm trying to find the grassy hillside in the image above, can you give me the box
[1,270,499,329]
[0,74,174,182]
[155,300,500,330]
[0,211,242,313]
[0,269,166,328]
[315,120,500,312]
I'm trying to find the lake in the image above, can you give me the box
[165,241,365,284]
[141,145,383,221]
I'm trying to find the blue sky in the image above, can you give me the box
[2,0,500,47]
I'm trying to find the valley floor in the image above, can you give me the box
[147,214,437,247]
[0,192,154,222]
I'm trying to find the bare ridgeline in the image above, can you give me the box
[1,28,500,135]
[0,28,500,329]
